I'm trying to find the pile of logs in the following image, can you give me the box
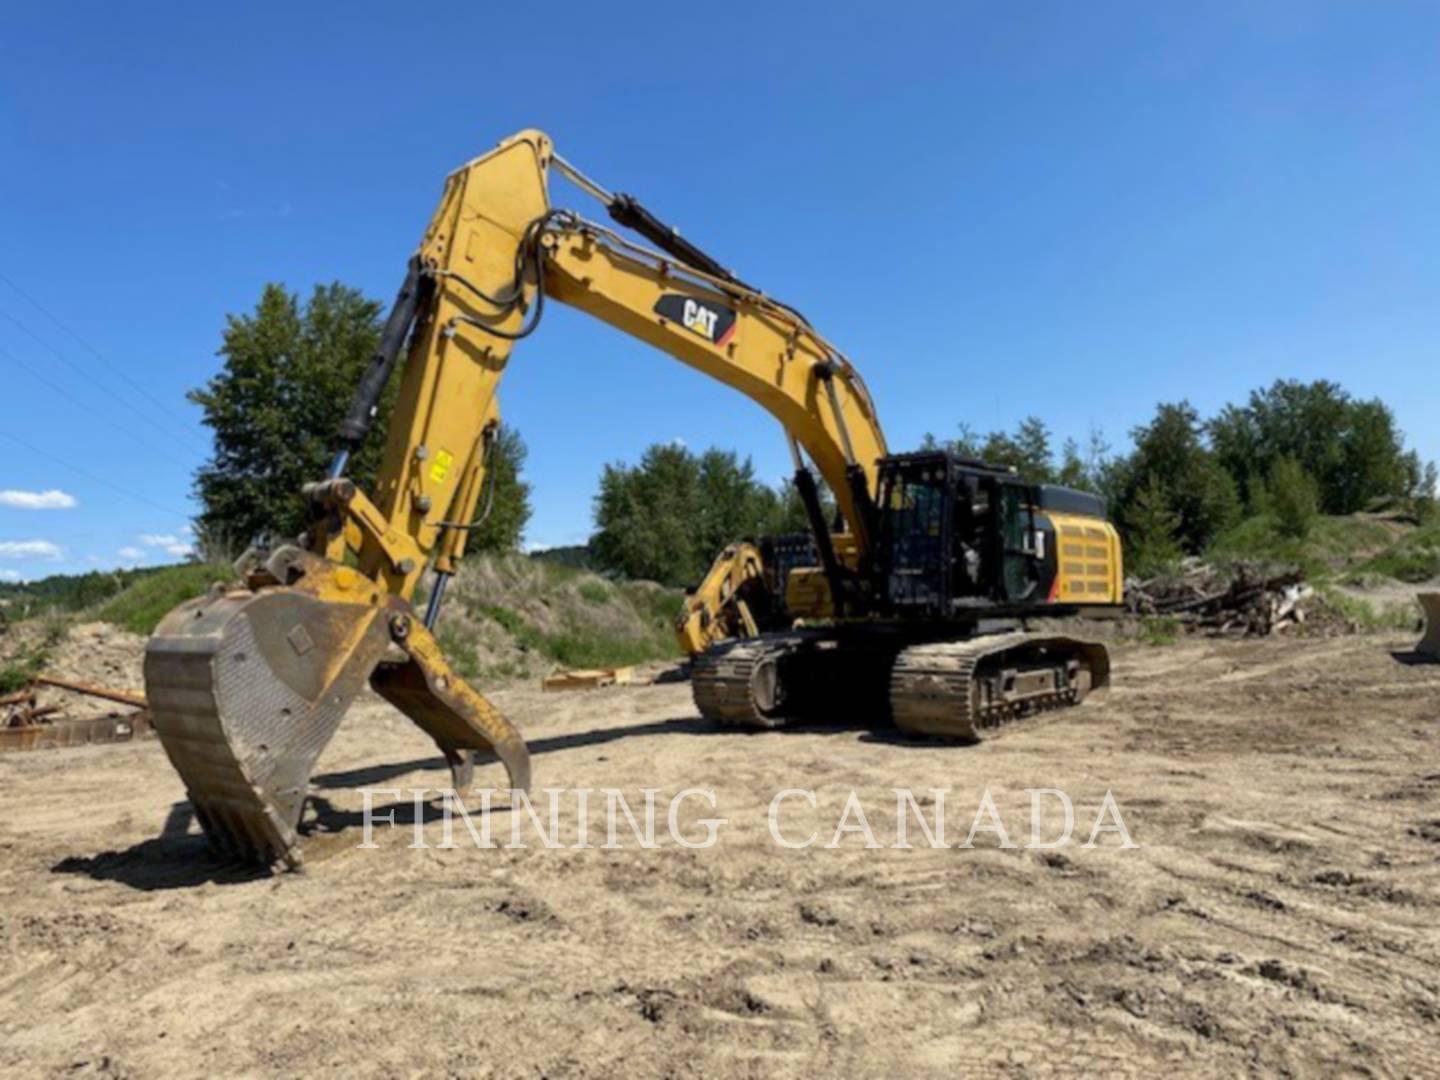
[1127,560,1312,636]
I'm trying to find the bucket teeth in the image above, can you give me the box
[144,586,393,867]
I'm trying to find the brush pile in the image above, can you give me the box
[1128,559,1311,636]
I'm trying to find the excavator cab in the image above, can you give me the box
[874,452,1042,616]
[873,451,1118,618]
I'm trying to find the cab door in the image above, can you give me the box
[996,480,1040,602]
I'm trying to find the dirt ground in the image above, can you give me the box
[2,632,1439,1078]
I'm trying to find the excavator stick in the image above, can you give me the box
[145,549,528,867]
[1418,593,1440,660]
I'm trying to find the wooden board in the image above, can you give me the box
[542,666,637,692]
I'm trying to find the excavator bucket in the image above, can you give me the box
[144,549,528,867]
[1418,593,1440,660]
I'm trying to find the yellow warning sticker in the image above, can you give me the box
[429,449,454,484]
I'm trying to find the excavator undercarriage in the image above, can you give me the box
[692,626,1109,738]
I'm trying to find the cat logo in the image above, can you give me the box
[682,298,717,339]
[653,293,737,347]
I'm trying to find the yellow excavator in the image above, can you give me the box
[675,542,771,657]
[674,533,825,656]
[145,130,1123,866]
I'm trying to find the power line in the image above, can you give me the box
[0,269,207,438]
[0,300,209,458]
[0,341,200,467]
[0,428,192,520]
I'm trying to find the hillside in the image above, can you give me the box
[1200,510,1439,629]
[0,554,683,694]
[427,554,684,682]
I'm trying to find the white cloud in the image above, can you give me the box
[0,569,20,581]
[138,533,195,558]
[0,539,63,560]
[118,546,145,561]
[0,489,77,510]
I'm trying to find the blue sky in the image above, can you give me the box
[1,2,1437,580]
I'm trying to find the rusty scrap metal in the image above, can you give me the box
[0,711,152,751]
[0,674,152,753]
[33,675,146,709]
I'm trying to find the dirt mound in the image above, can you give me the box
[1,556,683,699]
[42,622,146,693]
[430,554,682,682]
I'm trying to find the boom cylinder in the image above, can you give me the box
[336,258,432,454]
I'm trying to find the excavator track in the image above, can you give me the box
[694,629,1110,738]
[889,632,1109,740]
[691,634,808,728]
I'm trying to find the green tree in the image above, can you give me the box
[190,282,530,551]
[931,417,1057,483]
[1115,402,1239,554]
[590,443,801,585]
[1209,380,1419,514]
[1408,461,1439,524]
[988,416,1055,483]
[1268,457,1319,539]
[1055,428,1110,493]
[191,283,389,545]
[591,443,703,586]
[463,427,533,553]
[1126,476,1183,578]
[1244,470,1273,517]
[695,448,784,554]
[1056,437,1088,489]
[772,474,835,533]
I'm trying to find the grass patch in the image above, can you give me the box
[480,603,530,639]
[0,659,42,694]
[538,628,670,669]
[476,598,680,669]
[536,560,583,585]
[0,617,67,692]
[433,554,686,681]
[435,621,483,681]
[1349,522,1440,584]
[619,582,684,624]
[1136,616,1181,647]
[578,581,611,605]
[1316,587,1417,632]
[1356,547,1440,583]
[95,562,231,636]
[1207,513,1399,579]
